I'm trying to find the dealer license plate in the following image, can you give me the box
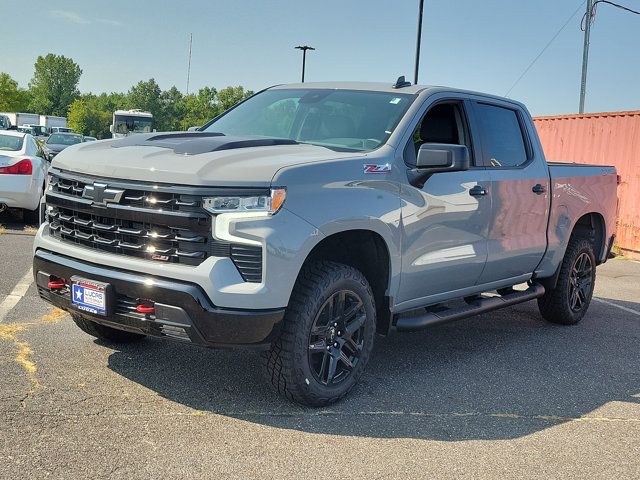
[71,278,109,316]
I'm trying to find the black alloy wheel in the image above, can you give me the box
[568,252,593,312]
[307,290,367,386]
[538,236,596,325]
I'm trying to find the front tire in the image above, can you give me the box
[72,314,146,343]
[538,237,596,325]
[262,261,376,407]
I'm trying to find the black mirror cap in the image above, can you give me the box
[407,143,470,188]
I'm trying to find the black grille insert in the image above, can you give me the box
[46,170,263,281]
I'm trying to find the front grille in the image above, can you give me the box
[45,169,264,282]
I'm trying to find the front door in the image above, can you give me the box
[396,100,492,308]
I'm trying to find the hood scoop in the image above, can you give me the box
[110,131,298,155]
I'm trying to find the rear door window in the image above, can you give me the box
[475,103,528,168]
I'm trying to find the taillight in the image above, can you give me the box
[0,159,32,175]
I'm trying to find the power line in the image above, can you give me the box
[581,0,640,30]
[579,0,639,112]
[504,1,586,97]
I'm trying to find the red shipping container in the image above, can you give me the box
[534,111,640,259]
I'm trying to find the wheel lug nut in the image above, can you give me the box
[333,323,338,327]
[337,331,342,336]
[334,342,338,347]
[326,346,331,351]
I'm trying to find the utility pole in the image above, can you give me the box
[579,0,593,114]
[295,45,315,82]
[414,0,425,85]
[186,33,193,94]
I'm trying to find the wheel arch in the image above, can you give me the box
[538,211,606,291]
[571,211,606,262]
[297,228,396,335]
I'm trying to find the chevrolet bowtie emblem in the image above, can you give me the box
[82,182,125,206]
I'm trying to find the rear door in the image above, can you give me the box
[471,100,550,284]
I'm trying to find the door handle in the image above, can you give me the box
[469,185,487,197]
[532,184,546,195]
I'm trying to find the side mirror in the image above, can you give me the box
[187,126,200,132]
[407,143,470,188]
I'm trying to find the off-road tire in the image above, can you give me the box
[72,314,146,343]
[538,237,596,325]
[262,261,376,407]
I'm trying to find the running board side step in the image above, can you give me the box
[395,284,545,332]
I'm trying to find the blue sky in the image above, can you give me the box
[1,0,639,115]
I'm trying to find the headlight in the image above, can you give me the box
[202,188,286,215]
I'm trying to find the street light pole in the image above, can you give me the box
[579,0,594,114]
[295,45,315,83]
[414,0,425,85]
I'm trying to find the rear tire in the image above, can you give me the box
[537,237,596,325]
[262,261,376,407]
[72,314,146,343]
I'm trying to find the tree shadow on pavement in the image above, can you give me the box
[106,298,640,441]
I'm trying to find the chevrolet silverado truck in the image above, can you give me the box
[33,80,617,406]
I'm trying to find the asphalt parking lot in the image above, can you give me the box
[1,218,638,479]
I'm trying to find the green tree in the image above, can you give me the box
[159,86,184,131]
[67,92,126,139]
[0,73,30,112]
[67,96,111,139]
[126,78,162,125]
[28,54,82,116]
[216,85,253,112]
[179,87,218,130]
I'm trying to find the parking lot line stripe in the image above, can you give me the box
[0,268,33,324]
[593,297,640,317]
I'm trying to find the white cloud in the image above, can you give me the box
[50,10,124,27]
[97,18,124,27]
[50,10,91,25]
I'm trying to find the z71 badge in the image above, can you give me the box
[363,163,392,174]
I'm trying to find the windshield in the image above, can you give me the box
[202,88,414,151]
[0,134,23,151]
[48,133,83,145]
[31,126,46,136]
[114,115,153,135]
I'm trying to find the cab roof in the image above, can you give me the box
[270,81,429,95]
[268,82,528,111]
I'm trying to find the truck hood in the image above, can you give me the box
[51,132,365,187]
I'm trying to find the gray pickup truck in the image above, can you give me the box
[34,80,617,406]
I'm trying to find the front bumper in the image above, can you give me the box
[34,249,285,349]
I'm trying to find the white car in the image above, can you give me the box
[0,130,48,223]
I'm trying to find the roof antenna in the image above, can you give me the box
[392,75,412,89]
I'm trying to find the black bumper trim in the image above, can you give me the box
[34,249,284,348]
